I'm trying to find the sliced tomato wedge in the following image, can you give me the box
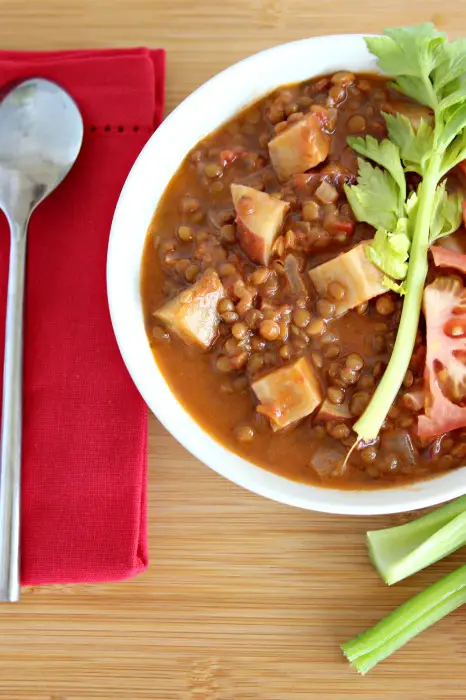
[431,245,466,273]
[419,275,466,437]
[457,160,466,178]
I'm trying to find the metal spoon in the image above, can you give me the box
[0,78,83,602]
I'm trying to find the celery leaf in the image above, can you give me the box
[348,135,406,198]
[383,112,434,173]
[429,181,463,242]
[343,158,403,231]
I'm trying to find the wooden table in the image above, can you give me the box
[0,1,466,698]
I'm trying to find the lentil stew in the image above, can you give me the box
[141,70,466,488]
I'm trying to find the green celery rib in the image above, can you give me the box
[368,496,466,585]
[353,153,442,441]
[342,564,466,674]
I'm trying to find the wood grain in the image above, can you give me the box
[0,0,465,697]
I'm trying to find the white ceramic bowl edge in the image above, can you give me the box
[107,34,466,515]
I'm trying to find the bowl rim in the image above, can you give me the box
[107,32,466,515]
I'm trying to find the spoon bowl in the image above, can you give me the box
[0,78,83,224]
[0,78,83,602]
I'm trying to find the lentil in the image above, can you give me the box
[222,310,239,324]
[358,374,375,390]
[259,320,280,341]
[218,262,237,277]
[279,344,292,360]
[340,367,359,385]
[220,224,236,244]
[327,281,346,301]
[247,354,264,375]
[234,424,255,442]
[180,195,200,213]
[262,274,279,297]
[361,446,377,464]
[373,335,386,353]
[325,344,341,359]
[311,351,323,369]
[316,299,335,319]
[328,84,346,105]
[218,297,234,314]
[293,308,311,328]
[403,369,414,388]
[345,353,364,371]
[210,181,224,193]
[250,267,270,285]
[232,322,249,340]
[356,301,368,315]
[216,356,232,373]
[224,337,240,356]
[376,294,395,316]
[328,386,345,404]
[185,264,200,283]
[347,114,366,133]
[245,308,263,329]
[177,225,194,242]
[350,391,370,416]
[327,422,351,440]
[230,351,248,370]
[251,335,266,352]
[321,332,338,345]
[278,320,289,341]
[331,71,355,86]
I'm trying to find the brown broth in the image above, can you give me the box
[141,72,466,488]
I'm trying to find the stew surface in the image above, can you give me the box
[141,71,466,488]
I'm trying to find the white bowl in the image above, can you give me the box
[107,34,466,515]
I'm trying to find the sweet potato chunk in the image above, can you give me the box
[154,269,224,349]
[268,113,330,182]
[316,399,351,422]
[252,357,323,430]
[308,241,385,316]
[231,184,289,265]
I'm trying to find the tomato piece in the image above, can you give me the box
[463,201,466,227]
[419,276,466,437]
[457,160,466,178]
[435,229,466,255]
[326,217,355,235]
[431,245,466,274]
[220,149,238,165]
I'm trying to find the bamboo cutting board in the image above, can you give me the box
[0,0,466,698]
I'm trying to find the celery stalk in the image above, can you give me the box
[368,496,466,585]
[353,154,442,441]
[342,565,466,674]
[346,24,466,441]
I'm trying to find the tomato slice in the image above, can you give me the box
[431,245,466,273]
[457,160,466,178]
[419,276,466,437]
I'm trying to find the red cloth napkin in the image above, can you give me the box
[0,48,165,584]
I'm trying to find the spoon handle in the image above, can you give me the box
[0,222,27,602]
